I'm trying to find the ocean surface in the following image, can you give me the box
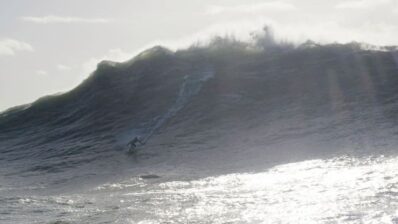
[1,44,398,223]
[2,156,398,223]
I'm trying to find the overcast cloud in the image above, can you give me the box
[206,2,296,15]
[335,0,392,9]
[0,39,34,56]
[21,15,111,24]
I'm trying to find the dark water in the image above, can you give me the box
[1,44,398,223]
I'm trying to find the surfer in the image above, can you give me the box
[127,136,144,152]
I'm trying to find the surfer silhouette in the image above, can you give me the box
[127,136,144,152]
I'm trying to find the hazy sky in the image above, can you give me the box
[1,0,398,111]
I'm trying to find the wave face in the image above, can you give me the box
[1,43,398,223]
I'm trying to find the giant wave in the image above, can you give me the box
[1,36,398,223]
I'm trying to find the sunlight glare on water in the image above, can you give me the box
[5,155,398,224]
[137,156,398,224]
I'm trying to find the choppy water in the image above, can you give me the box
[2,44,398,223]
[2,155,398,224]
